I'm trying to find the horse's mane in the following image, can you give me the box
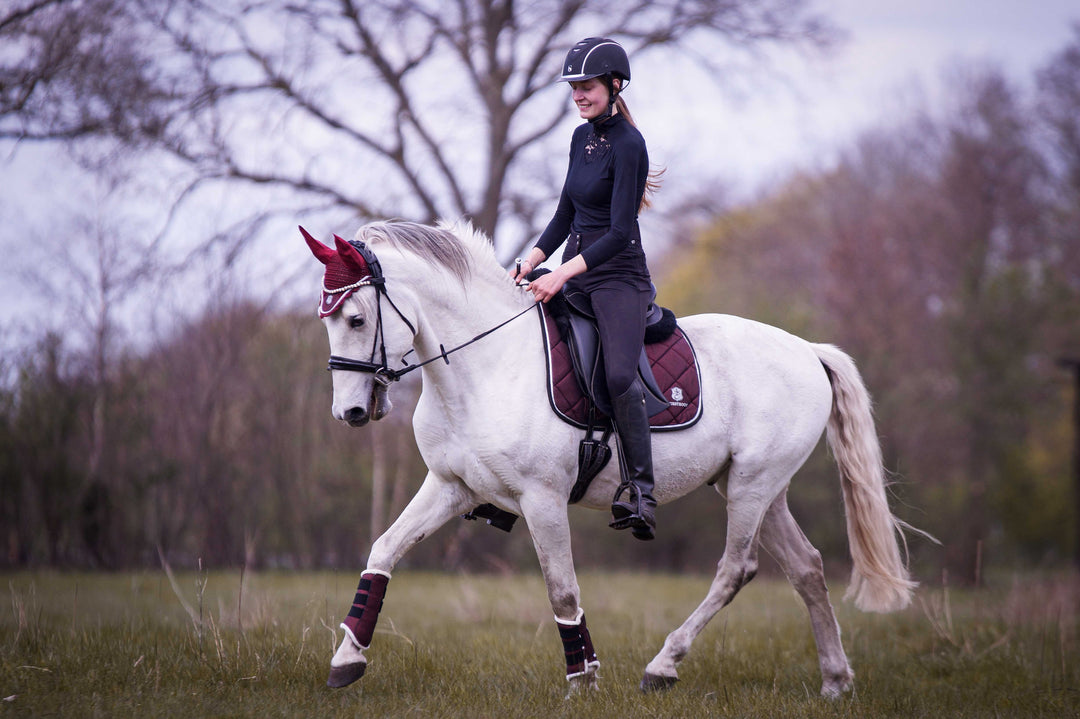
[354,219,504,288]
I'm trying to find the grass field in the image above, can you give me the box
[1,568,1076,718]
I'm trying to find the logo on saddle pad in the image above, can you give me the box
[670,386,686,406]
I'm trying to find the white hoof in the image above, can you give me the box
[820,671,854,699]
[565,667,600,698]
[328,634,368,688]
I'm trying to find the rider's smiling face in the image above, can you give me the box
[569,78,610,120]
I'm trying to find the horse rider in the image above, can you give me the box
[512,37,662,541]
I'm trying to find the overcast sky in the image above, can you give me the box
[639,0,1079,195]
[1,1,1078,349]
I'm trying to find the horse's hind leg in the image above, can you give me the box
[759,492,854,698]
[641,480,771,692]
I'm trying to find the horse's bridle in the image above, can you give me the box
[326,240,535,386]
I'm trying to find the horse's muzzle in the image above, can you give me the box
[343,406,370,427]
[371,383,393,421]
[338,383,392,427]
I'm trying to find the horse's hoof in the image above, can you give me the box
[821,678,854,699]
[640,672,678,693]
[565,670,600,698]
[326,661,366,688]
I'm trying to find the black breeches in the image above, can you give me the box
[589,282,651,398]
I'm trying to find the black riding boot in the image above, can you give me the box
[608,384,657,541]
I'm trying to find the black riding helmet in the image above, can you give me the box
[559,37,630,122]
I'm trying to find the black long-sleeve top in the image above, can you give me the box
[535,113,648,270]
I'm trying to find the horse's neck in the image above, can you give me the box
[405,266,537,406]
[416,289,533,366]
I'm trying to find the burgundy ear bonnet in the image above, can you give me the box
[300,226,382,317]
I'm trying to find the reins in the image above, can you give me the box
[327,272,538,385]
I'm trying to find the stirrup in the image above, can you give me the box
[461,503,519,532]
[609,483,655,540]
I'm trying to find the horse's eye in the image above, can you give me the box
[349,315,365,329]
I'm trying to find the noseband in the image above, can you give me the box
[326,240,535,384]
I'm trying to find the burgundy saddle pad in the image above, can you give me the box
[538,305,702,431]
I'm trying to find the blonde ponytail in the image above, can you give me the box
[614,95,664,212]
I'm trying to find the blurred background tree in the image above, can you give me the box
[662,29,1080,580]
[0,3,1077,582]
[0,0,835,259]
[0,0,836,570]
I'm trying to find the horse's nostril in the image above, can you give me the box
[343,406,369,426]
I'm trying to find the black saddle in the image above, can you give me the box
[551,282,672,419]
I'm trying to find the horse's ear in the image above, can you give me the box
[333,233,370,275]
[300,226,336,265]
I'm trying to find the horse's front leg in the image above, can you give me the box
[328,471,473,688]
[518,492,599,693]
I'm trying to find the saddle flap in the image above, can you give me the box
[564,310,602,400]
[562,295,668,418]
[637,352,670,417]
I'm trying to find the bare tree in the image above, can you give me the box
[1036,24,1080,300]
[2,176,164,564]
[1,0,838,260]
[2,0,845,570]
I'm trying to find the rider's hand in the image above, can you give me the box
[512,248,546,283]
[528,269,566,303]
[527,255,587,303]
[510,258,534,283]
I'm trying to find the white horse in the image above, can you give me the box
[302,219,917,698]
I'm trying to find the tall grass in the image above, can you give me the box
[1,569,1076,717]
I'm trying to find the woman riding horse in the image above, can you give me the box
[513,37,662,541]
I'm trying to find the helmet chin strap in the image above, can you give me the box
[589,75,623,124]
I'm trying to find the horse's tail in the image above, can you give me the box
[813,343,917,613]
